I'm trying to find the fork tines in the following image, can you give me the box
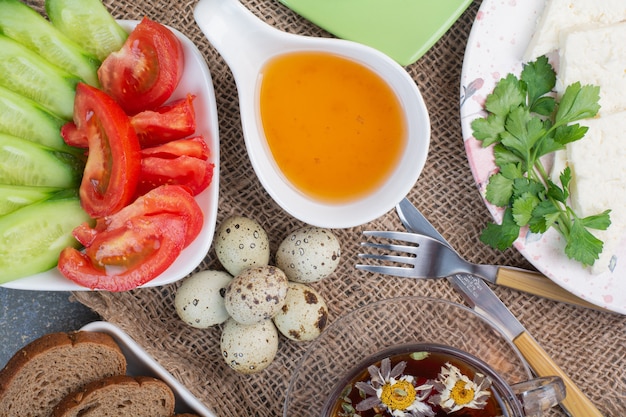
[356,230,421,276]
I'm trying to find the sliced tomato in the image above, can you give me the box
[73,83,141,218]
[61,121,88,149]
[95,184,203,247]
[134,137,213,196]
[138,156,214,197]
[98,17,184,115]
[58,213,187,292]
[72,222,99,247]
[140,136,209,159]
[130,94,197,147]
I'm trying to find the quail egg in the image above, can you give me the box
[220,318,279,374]
[275,226,341,283]
[273,282,329,342]
[175,270,233,328]
[224,265,289,325]
[214,216,270,276]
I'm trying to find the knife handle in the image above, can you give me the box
[514,331,604,417]
[495,267,610,312]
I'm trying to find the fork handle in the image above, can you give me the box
[495,267,610,312]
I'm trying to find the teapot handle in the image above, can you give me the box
[514,331,604,416]
[510,376,564,416]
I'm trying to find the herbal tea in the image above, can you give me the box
[258,51,407,203]
[327,350,506,417]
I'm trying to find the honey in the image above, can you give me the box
[258,51,407,203]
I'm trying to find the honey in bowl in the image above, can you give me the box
[323,347,509,417]
[258,51,407,203]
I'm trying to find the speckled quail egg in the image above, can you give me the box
[220,318,279,374]
[224,265,289,325]
[175,270,233,328]
[275,226,341,283]
[214,216,270,276]
[273,282,329,342]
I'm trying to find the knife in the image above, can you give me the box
[396,198,604,417]
[396,198,608,311]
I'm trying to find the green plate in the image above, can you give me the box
[277,0,473,65]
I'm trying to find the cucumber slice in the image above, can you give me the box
[0,133,84,188]
[45,0,128,62]
[0,34,80,120]
[0,184,62,216]
[0,192,92,284]
[0,85,75,153]
[0,0,100,86]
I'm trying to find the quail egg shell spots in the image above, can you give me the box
[275,226,341,283]
[220,318,279,374]
[273,282,328,342]
[215,216,270,276]
[175,270,233,328]
[224,265,289,325]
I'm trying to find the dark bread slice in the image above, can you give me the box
[0,331,127,417]
[52,375,176,417]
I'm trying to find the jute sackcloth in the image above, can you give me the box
[23,0,625,415]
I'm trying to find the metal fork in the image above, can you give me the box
[356,230,611,312]
[357,230,517,280]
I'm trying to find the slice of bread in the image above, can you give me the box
[0,331,127,417]
[52,375,176,417]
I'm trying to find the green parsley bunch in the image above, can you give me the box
[471,56,611,267]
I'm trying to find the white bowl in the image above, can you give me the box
[194,0,429,228]
[2,20,220,291]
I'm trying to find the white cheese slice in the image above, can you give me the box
[524,0,626,61]
[564,112,626,274]
[556,22,626,116]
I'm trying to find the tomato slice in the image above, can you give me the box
[130,94,197,147]
[140,136,209,159]
[72,222,99,247]
[134,137,214,196]
[73,83,141,218]
[58,213,187,292]
[139,155,214,197]
[61,121,88,149]
[98,17,184,115]
[95,184,203,247]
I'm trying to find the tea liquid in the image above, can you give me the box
[330,351,507,417]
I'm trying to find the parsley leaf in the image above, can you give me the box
[472,56,610,267]
[521,55,556,113]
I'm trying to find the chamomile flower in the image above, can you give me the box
[355,358,434,417]
[430,362,493,413]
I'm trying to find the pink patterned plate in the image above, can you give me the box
[459,0,626,314]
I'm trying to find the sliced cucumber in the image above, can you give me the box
[0,34,80,120]
[0,0,100,86]
[0,184,62,216]
[0,191,92,283]
[0,85,74,152]
[46,0,128,62]
[0,133,84,188]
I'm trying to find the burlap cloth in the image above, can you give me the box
[25,0,626,415]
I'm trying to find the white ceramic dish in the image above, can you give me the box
[194,0,430,228]
[2,20,220,291]
[80,321,217,416]
[460,0,626,314]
